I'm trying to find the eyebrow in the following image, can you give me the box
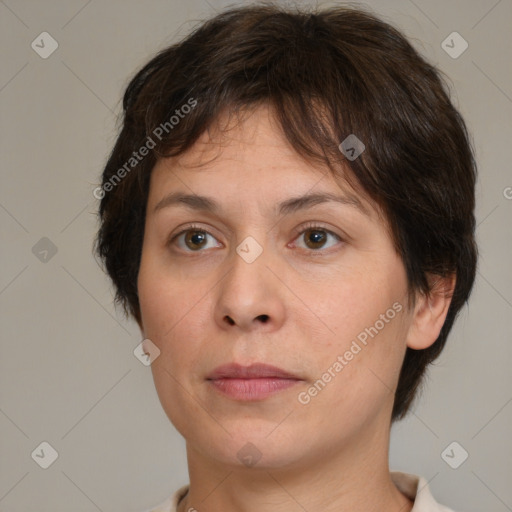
[153,190,370,217]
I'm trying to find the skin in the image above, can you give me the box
[137,105,454,512]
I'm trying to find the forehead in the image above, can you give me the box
[159,105,309,177]
[148,105,382,222]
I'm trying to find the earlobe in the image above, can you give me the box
[406,274,456,350]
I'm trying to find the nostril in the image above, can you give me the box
[223,314,269,325]
[225,316,235,325]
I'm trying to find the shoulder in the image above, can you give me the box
[391,471,458,512]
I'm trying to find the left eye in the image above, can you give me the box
[291,225,342,251]
[171,224,342,252]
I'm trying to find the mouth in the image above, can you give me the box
[206,363,303,401]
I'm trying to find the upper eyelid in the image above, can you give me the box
[291,221,341,237]
[172,222,340,238]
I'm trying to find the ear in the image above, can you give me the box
[406,273,456,350]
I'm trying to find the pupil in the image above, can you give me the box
[188,231,206,249]
[308,229,325,247]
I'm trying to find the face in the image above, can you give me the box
[137,105,414,471]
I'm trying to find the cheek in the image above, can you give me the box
[138,257,226,390]
[296,315,408,438]
[138,265,211,432]
[318,265,406,345]
[306,258,409,396]
[139,249,192,334]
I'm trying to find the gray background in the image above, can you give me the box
[1,0,511,511]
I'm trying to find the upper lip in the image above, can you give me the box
[207,363,301,380]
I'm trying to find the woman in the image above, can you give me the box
[95,4,477,511]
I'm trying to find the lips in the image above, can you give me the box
[207,362,300,380]
[206,363,302,401]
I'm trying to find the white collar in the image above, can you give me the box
[145,471,455,512]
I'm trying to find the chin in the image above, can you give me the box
[188,423,312,471]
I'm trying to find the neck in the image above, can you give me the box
[177,418,413,512]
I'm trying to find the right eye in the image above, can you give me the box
[170,224,223,253]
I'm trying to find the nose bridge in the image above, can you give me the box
[214,232,284,330]
[226,233,270,304]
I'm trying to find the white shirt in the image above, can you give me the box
[142,471,457,512]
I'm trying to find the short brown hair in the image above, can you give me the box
[95,3,477,421]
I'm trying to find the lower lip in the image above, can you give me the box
[208,378,300,401]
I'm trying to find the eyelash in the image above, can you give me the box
[169,222,344,255]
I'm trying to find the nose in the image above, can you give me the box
[213,246,286,333]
